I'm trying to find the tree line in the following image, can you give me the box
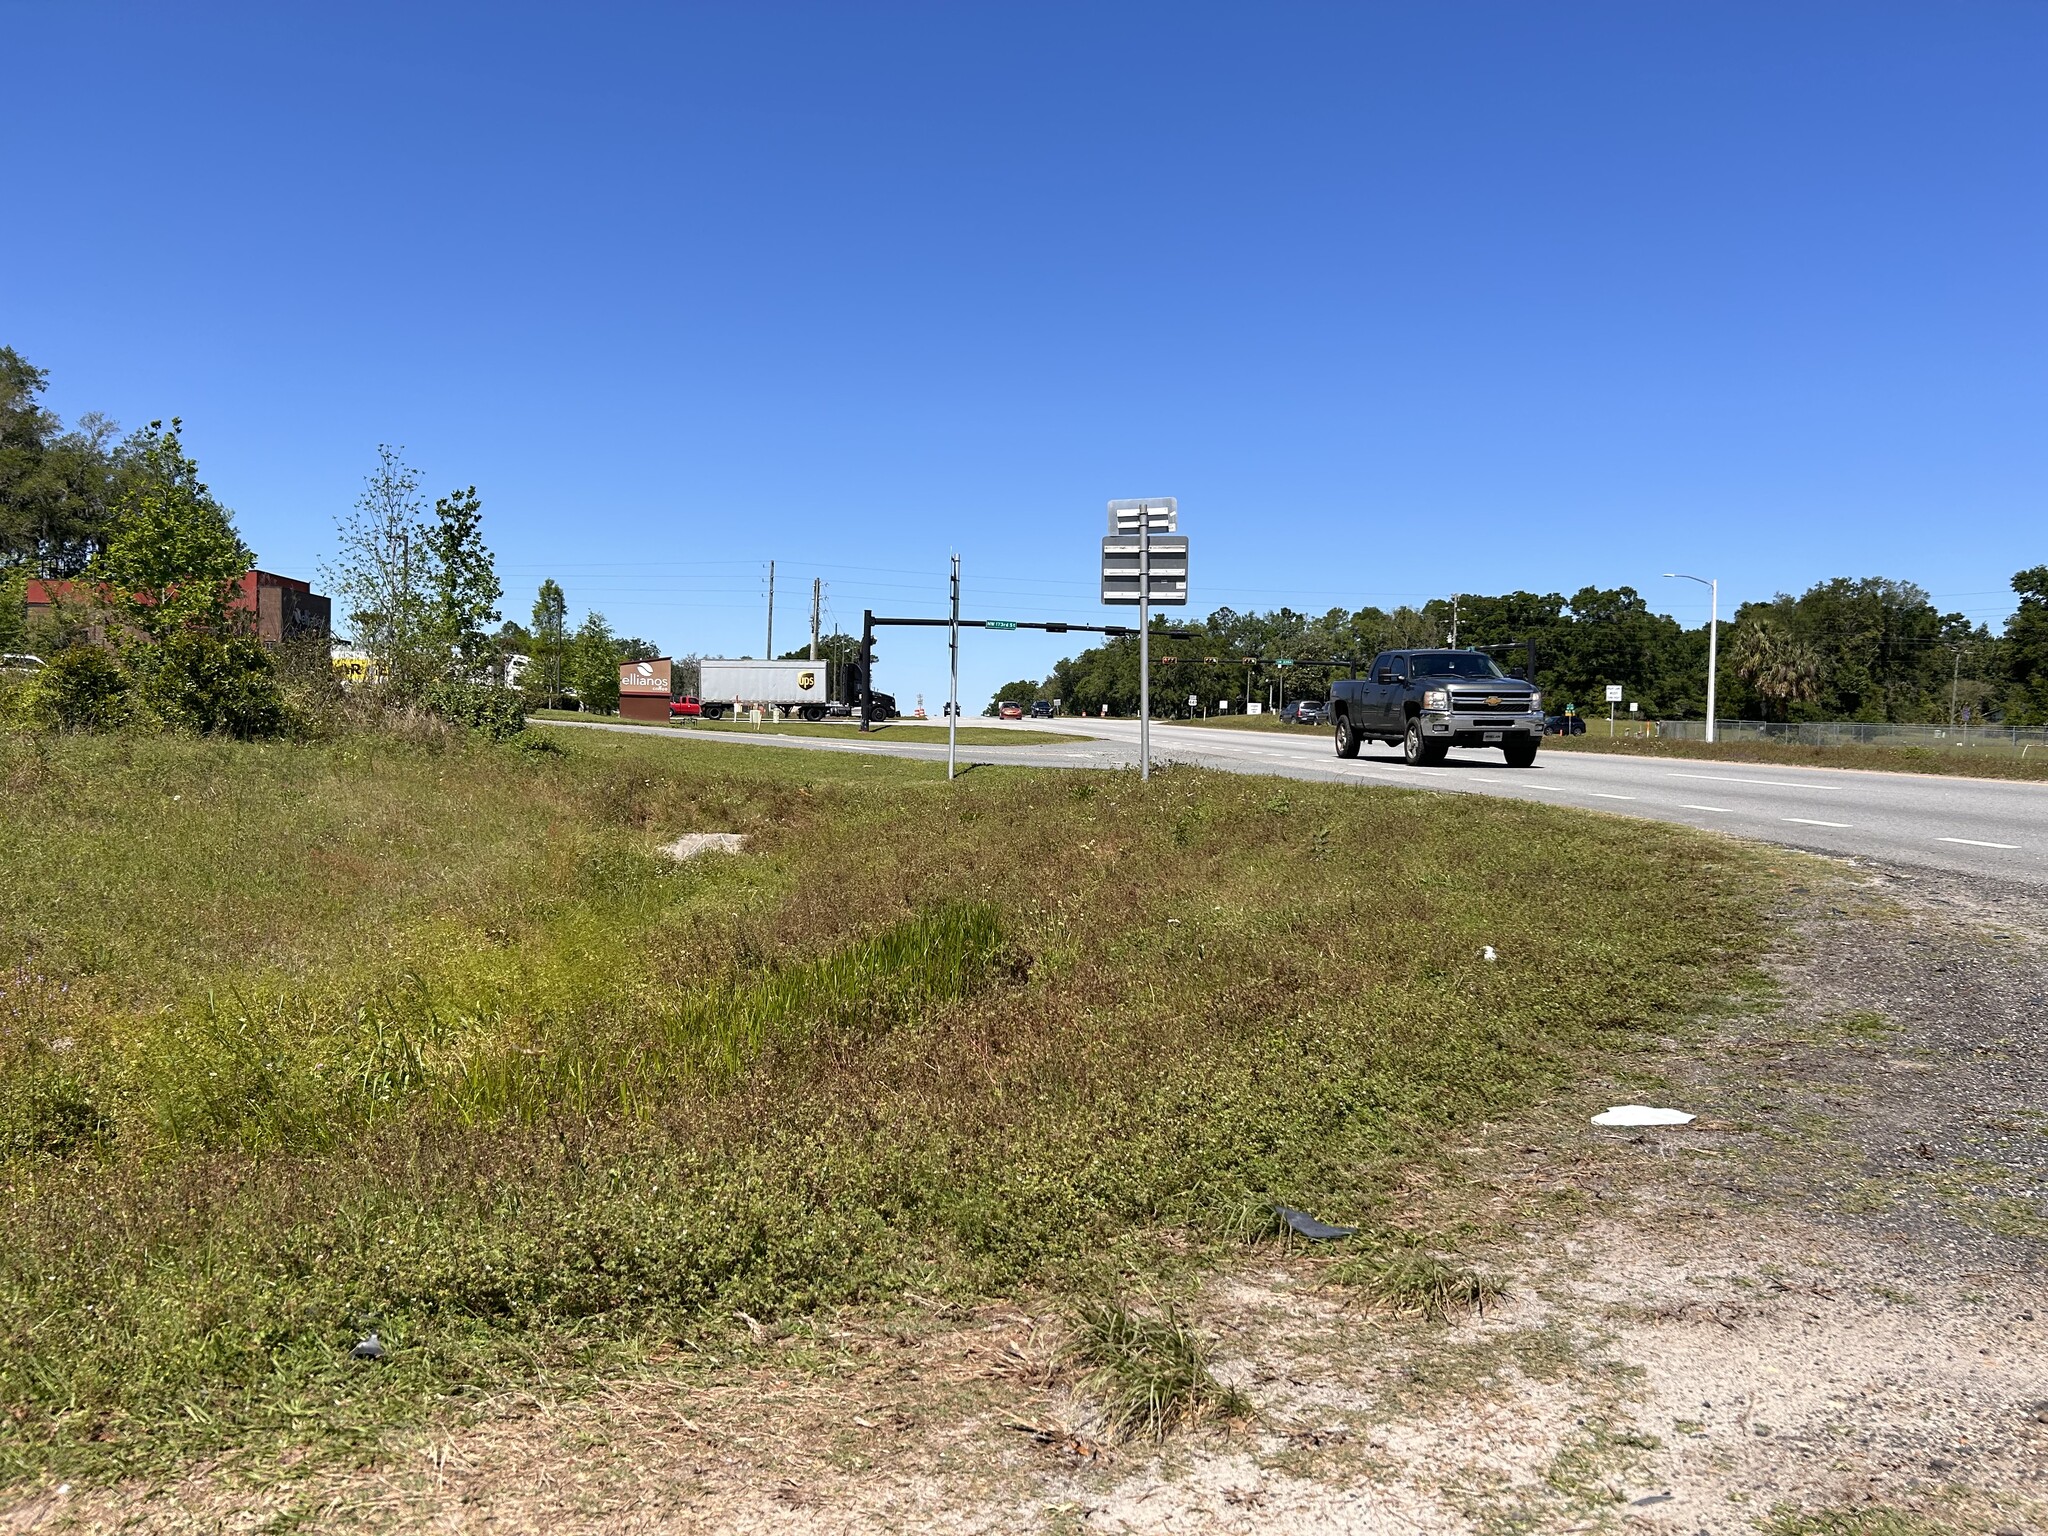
[1014,574,2048,726]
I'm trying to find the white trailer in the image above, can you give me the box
[698,658,832,721]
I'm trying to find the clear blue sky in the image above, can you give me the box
[8,2,2043,710]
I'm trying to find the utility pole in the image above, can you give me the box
[947,556,960,780]
[810,577,821,662]
[1664,573,1719,743]
[1449,593,1460,647]
[765,559,775,659]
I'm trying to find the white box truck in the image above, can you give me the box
[697,659,833,721]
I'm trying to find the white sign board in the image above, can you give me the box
[1100,534,1189,605]
[1604,684,1624,703]
[1247,701,1263,715]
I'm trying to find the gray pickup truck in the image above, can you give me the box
[1329,649,1543,766]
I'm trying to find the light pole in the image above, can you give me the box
[1663,572,1718,743]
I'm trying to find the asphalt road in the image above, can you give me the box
[541,717,2048,889]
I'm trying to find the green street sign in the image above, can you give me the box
[1275,658,1294,667]
[984,620,1018,631]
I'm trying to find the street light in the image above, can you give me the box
[1663,572,1718,743]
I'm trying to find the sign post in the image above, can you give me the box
[1605,682,1623,736]
[948,555,960,780]
[618,658,673,723]
[1103,499,1186,781]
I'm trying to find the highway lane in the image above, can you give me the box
[539,717,2048,888]
[1039,718,2048,887]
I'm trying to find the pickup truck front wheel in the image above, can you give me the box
[1403,718,1447,766]
[1502,737,1539,768]
[1333,712,1360,759]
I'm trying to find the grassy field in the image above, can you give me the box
[0,727,1769,1486]
[1163,713,1311,732]
[529,709,1073,746]
[1543,731,2048,781]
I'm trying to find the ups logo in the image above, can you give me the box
[798,671,817,690]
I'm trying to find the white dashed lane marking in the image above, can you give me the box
[1681,804,1739,813]
[1937,837,2020,850]
[1667,772,1834,790]
[1587,792,1637,800]
[1783,817,1854,828]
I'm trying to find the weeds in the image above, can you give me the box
[1333,1244,1508,1320]
[1762,1507,1949,1536]
[1061,1299,1248,1441]
[0,729,1769,1482]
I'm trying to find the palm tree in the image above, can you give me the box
[1730,617,1824,721]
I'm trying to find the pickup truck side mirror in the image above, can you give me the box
[1376,670,1394,684]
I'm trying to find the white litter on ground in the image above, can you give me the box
[1591,1105,1696,1127]
[1479,946,1498,961]
[660,833,748,860]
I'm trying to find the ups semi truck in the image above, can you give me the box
[696,659,831,720]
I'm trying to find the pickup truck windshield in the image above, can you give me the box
[1408,652,1509,679]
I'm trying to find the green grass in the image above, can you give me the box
[530,709,1075,746]
[1762,1507,1949,1536]
[1061,1299,1249,1441]
[0,727,1770,1485]
[1156,713,1317,732]
[1330,1244,1508,1320]
[1544,731,2048,782]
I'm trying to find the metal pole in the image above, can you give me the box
[810,577,820,662]
[858,608,873,731]
[948,555,959,780]
[765,559,775,659]
[1706,578,1718,744]
[1139,521,1151,781]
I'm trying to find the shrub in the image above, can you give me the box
[23,646,130,731]
[423,680,528,742]
[131,633,288,740]
[1061,1299,1249,1441]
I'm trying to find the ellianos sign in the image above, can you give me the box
[619,658,673,695]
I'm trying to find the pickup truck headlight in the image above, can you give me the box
[1529,692,1542,711]
[1422,688,1449,711]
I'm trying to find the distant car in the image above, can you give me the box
[998,701,1024,720]
[1029,700,1052,718]
[1281,700,1322,725]
[2,653,46,672]
[669,696,702,718]
[941,701,960,716]
[1544,714,1586,736]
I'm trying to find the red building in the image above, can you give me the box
[23,570,332,644]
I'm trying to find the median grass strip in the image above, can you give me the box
[1542,731,2048,781]
[0,728,1769,1485]
[530,709,1076,746]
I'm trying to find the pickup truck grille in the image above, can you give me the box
[1449,692,1535,713]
